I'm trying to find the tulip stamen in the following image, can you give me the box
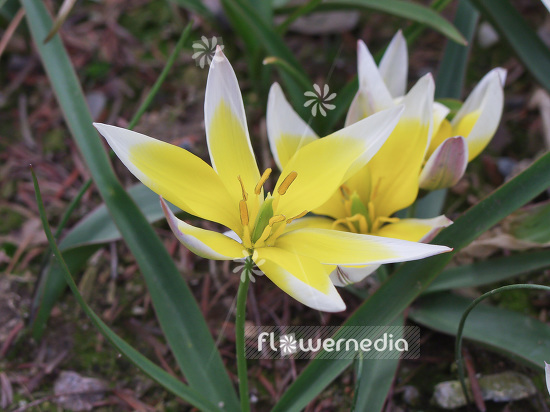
[239,200,249,226]
[277,171,298,195]
[332,217,357,233]
[255,168,272,195]
[254,214,286,247]
[286,210,308,224]
[238,175,248,201]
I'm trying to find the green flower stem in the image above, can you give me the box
[455,283,550,405]
[236,259,251,412]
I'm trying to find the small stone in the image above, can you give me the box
[402,385,420,405]
[432,371,536,409]
[54,371,107,411]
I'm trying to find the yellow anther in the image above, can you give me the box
[239,200,249,226]
[286,210,307,224]
[238,176,248,201]
[268,215,285,226]
[277,171,298,195]
[255,168,272,195]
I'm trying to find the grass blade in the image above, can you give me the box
[424,251,550,293]
[304,0,466,45]
[168,0,216,21]
[21,2,239,408]
[410,292,549,370]
[31,170,221,412]
[351,314,403,412]
[435,0,479,99]
[30,185,181,338]
[31,25,191,338]
[273,151,550,411]
[220,0,312,114]
[403,0,455,45]
[469,0,550,91]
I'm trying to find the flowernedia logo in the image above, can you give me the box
[245,326,419,359]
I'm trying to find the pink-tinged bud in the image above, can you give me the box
[419,136,468,190]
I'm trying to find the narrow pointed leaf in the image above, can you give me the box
[32,171,221,412]
[308,0,466,45]
[30,184,182,339]
[351,314,403,411]
[469,0,550,91]
[436,0,478,99]
[21,1,239,408]
[424,251,550,293]
[273,152,550,411]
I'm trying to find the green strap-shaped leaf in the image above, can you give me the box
[32,171,221,412]
[351,314,404,412]
[220,0,312,116]
[435,0,478,99]
[469,0,550,92]
[273,152,550,411]
[31,184,181,338]
[295,0,466,45]
[21,1,239,409]
[424,251,550,294]
[168,0,216,20]
[410,292,549,370]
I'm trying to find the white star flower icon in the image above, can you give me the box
[279,333,298,356]
[304,83,337,117]
[232,250,265,283]
[192,36,224,69]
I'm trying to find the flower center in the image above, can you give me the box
[332,184,399,234]
[238,169,306,249]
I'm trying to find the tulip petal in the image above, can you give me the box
[330,265,379,287]
[432,102,451,134]
[285,216,335,232]
[419,136,468,190]
[94,123,241,232]
[545,362,550,396]
[451,68,506,161]
[275,228,451,266]
[266,83,318,170]
[379,30,408,98]
[161,197,245,260]
[367,74,434,217]
[274,106,403,219]
[345,39,394,125]
[205,48,261,205]
[255,247,346,312]
[375,215,453,243]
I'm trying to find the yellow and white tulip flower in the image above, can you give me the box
[347,30,505,191]
[94,48,450,312]
[268,38,454,285]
